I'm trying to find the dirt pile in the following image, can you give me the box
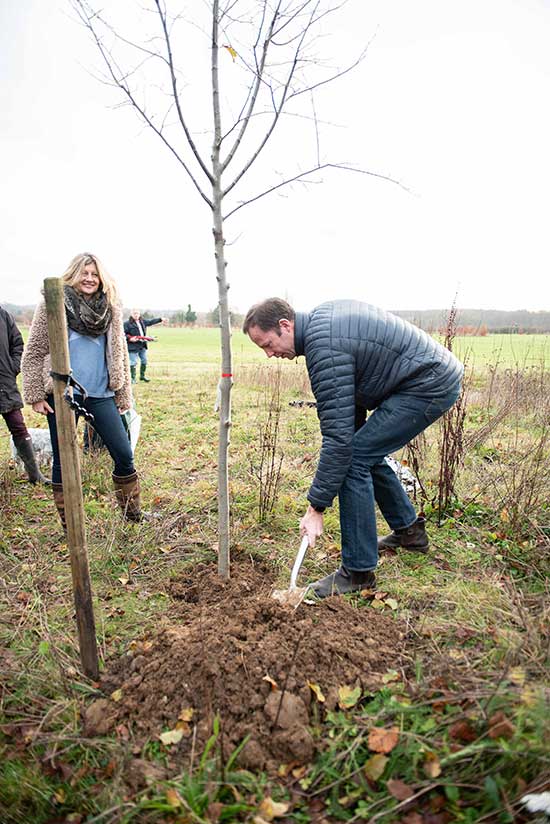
[86,560,407,771]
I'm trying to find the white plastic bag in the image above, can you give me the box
[122,408,142,455]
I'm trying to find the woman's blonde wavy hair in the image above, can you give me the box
[61,253,119,306]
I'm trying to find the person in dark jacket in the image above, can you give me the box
[124,309,166,383]
[0,305,50,484]
[243,298,464,599]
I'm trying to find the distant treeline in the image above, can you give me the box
[3,303,549,333]
[392,308,550,334]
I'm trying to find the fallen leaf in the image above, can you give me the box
[368,725,399,754]
[488,711,515,740]
[110,688,123,702]
[308,682,326,703]
[384,598,399,610]
[423,751,442,778]
[257,796,289,820]
[159,728,184,746]
[338,684,361,709]
[166,787,182,807]
[178,707,194,722]
[449,720,477,743]
[508,666,526,686]
[382,669,400,684]
[364,753,388,781]
[117,576,129,586]
[263,674,278,691]
[387,778,414,801]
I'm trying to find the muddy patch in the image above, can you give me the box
[89,560,407,771]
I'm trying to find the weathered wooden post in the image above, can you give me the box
[43,277,99,680]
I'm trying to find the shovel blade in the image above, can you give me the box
[271,586,309,608]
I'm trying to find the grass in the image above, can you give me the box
[1,327,549,823]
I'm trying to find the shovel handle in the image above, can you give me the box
[289,535,310,590]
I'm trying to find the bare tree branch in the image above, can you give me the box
[154,0,213,184]
[223,162,412,220]
[71,0,213,208]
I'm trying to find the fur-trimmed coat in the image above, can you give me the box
[22,300,133,411]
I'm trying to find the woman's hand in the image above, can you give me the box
[118,407,130,415]
[33,400,54,416]
[299,506,324,547]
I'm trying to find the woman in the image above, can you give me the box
[0,304,49,484]
[22,253,143,527]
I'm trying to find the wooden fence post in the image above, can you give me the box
[43,277,99,680]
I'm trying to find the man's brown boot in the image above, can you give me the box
[378,516,429,553]
[52,482,67,531]
[113,471,143,522]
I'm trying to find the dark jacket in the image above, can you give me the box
[124,317,162,352]
[295,300,464,509]
[0,306,24,413]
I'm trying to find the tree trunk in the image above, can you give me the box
[212,0,232,579]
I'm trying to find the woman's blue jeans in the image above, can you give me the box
[46,394,135,484]
[339,382,462,571]
[129,349,147,368]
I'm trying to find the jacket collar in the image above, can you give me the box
[294,312,308,357]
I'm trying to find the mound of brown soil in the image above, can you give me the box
[87,560,406,772]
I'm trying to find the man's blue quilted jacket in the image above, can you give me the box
[294,300,464,509]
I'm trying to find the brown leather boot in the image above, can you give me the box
[113,471,143,522]
[378,516,429,553]
[52,482,67,531]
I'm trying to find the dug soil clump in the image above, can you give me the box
[88,560,407,772]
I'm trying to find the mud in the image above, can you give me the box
[88,560,407,771]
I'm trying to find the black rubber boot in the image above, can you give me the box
[14,436,51,485]
[309,565,376,599]
[130,365,137,384]
[378,516,429,553]
[139,364,150,382]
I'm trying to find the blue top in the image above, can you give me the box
[68,330,113,398]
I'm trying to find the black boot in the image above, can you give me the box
[14,436,51,485]
[130,365,137,384]
[378,516,429,553]
[139,364,150,382]
[309,565,376,599]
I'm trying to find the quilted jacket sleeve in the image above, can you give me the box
[307,347,357,508]
[8,315,24,374]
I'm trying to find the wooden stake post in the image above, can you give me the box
[43,278,99,680]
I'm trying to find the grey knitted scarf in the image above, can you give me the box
[63,285,112,338]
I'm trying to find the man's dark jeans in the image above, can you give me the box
[46,394,134,484]
[338,381,462,571]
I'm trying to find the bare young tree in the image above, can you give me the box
[71,0,400,578]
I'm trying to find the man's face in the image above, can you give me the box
[248,319,296,359]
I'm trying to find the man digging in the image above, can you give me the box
[243,298,464,599]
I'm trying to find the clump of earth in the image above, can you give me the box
[85,560,407,774]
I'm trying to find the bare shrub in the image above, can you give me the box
[436,303,469,521]
[249,366,284,522]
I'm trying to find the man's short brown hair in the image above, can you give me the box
[242,298,295,334]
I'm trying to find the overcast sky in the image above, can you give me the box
[1,0,549,314]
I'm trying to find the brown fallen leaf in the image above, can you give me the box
[166,787,182,807]
[364,753,388,781]
[488,711,515,740]
[449,719,477,743]
[257,797,290,820]
[368,725,399,754]
[423,751,442,778]
[387,778,414,801]
[338,684,361,709]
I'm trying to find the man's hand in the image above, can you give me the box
[300,505,324,547]
[32,400,54,416]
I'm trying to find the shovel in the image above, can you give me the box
[272,535,310,607]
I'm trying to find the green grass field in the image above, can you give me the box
[1,326,549,823]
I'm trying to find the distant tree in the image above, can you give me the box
[185,304,197,325]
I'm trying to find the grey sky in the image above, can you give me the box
[1,0,549,313]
